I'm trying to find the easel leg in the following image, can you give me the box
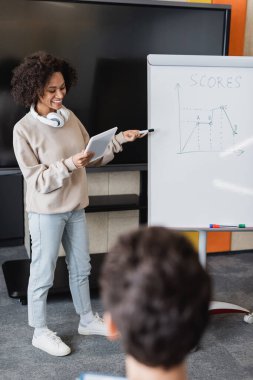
[198,230,207,268]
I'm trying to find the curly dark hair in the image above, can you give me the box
[11,51,77,107]
[101,226,211,369]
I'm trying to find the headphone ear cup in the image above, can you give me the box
[46,112,64,128]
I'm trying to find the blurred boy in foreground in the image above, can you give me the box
[100,226,211,380]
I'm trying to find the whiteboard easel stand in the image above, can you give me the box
[198,228,251,319]
[147,54,253,323]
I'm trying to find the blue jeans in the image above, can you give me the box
[28,209,92,328]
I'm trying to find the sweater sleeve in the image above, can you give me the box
[13,126,77,194]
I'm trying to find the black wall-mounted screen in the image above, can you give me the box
[0,0,231,168]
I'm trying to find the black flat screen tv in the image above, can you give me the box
[0,0,231,169]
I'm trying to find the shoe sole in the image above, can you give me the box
[78,327,107,336]
[32,340,71,356]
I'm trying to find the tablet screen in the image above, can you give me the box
[85,127,118,162]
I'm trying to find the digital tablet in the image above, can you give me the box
[85,127,118,162]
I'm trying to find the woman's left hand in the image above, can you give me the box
[123,130,146,142]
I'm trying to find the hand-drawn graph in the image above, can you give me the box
[176,84,241,155]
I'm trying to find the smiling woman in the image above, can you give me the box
[11,51,144,357]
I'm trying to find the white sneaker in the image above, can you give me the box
[244,313,253,324]
[32,329,71,356]
[78,313,107,336]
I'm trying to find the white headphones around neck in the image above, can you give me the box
[30,104,70,128]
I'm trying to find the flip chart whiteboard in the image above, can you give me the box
[148,55,253,228]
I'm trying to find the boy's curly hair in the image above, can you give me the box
[101,226,211,369]
[11,51,77,107]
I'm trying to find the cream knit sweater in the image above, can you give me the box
[13,109,127,214]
